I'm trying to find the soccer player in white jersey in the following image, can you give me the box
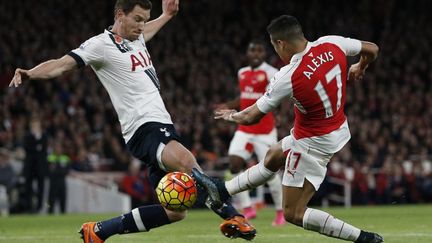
[214,40,285,226]
[193,15,383,242]
[9,0,256,242]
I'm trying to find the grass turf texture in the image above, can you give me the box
[0,205,431,243]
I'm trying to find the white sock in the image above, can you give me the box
[266,173,283,211]
[303,208,361,241]
[225,162,275,195]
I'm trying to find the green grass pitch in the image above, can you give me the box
[0,205,431,243]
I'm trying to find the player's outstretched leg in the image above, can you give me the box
[79,204,179,243]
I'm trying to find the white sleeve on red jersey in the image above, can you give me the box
[256,65,295,113]
[70,35,105,67]
[318,35,361,56]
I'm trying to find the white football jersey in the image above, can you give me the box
[70,28,173,142]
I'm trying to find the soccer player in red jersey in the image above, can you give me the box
[215,40,285,226]
[194,15,382,242]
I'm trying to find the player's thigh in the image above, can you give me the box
[126,122,187,173]
[228,131,253,161]
[281,137,332,191]
[161,140,198,173]
[252,129,278,162]
[263,139,286,172]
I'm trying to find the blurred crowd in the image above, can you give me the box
[0,0,431,212]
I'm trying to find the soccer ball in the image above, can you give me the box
[156,172,197,211]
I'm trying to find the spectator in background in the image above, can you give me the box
[351,162,370,205]
[71,147,94,172]
[375,158,391,204]
[0,148,16,215]
[418,154,432,201]
[47,142,70,214]
[23,117,48,213]
[122,159,156,209]
[0,148,16,191]
[389,163,408,203]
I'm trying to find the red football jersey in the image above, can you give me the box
[256,36,361,152]
[237,62,278,134]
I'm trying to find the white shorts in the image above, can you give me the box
[281,135,334,191]
[228,129,277,162]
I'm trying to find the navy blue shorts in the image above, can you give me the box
[126,122,181,188]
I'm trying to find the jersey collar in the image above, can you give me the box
[105,26,133,43]
[290,41,312,63]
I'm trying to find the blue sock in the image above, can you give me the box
[212,201,242,219]
[94,204,171,240]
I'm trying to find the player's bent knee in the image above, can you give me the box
[293,208,306,226]
[165,208,187,223]
[283,207,295,223]
[283,206,305,226]
[264,143,285,172]
[176,152,197,173]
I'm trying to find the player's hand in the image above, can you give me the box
[9,68,30,88]
[214,109,237,121]
[348,62,366,82]
[162,0,179,18]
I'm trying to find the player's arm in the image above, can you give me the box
[348,41,379,81]
[215,104,265,125]
[9,55,77,88]
[143,0,179,42]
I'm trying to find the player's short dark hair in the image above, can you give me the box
[114,0,152,16]
[267,15,304,41]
